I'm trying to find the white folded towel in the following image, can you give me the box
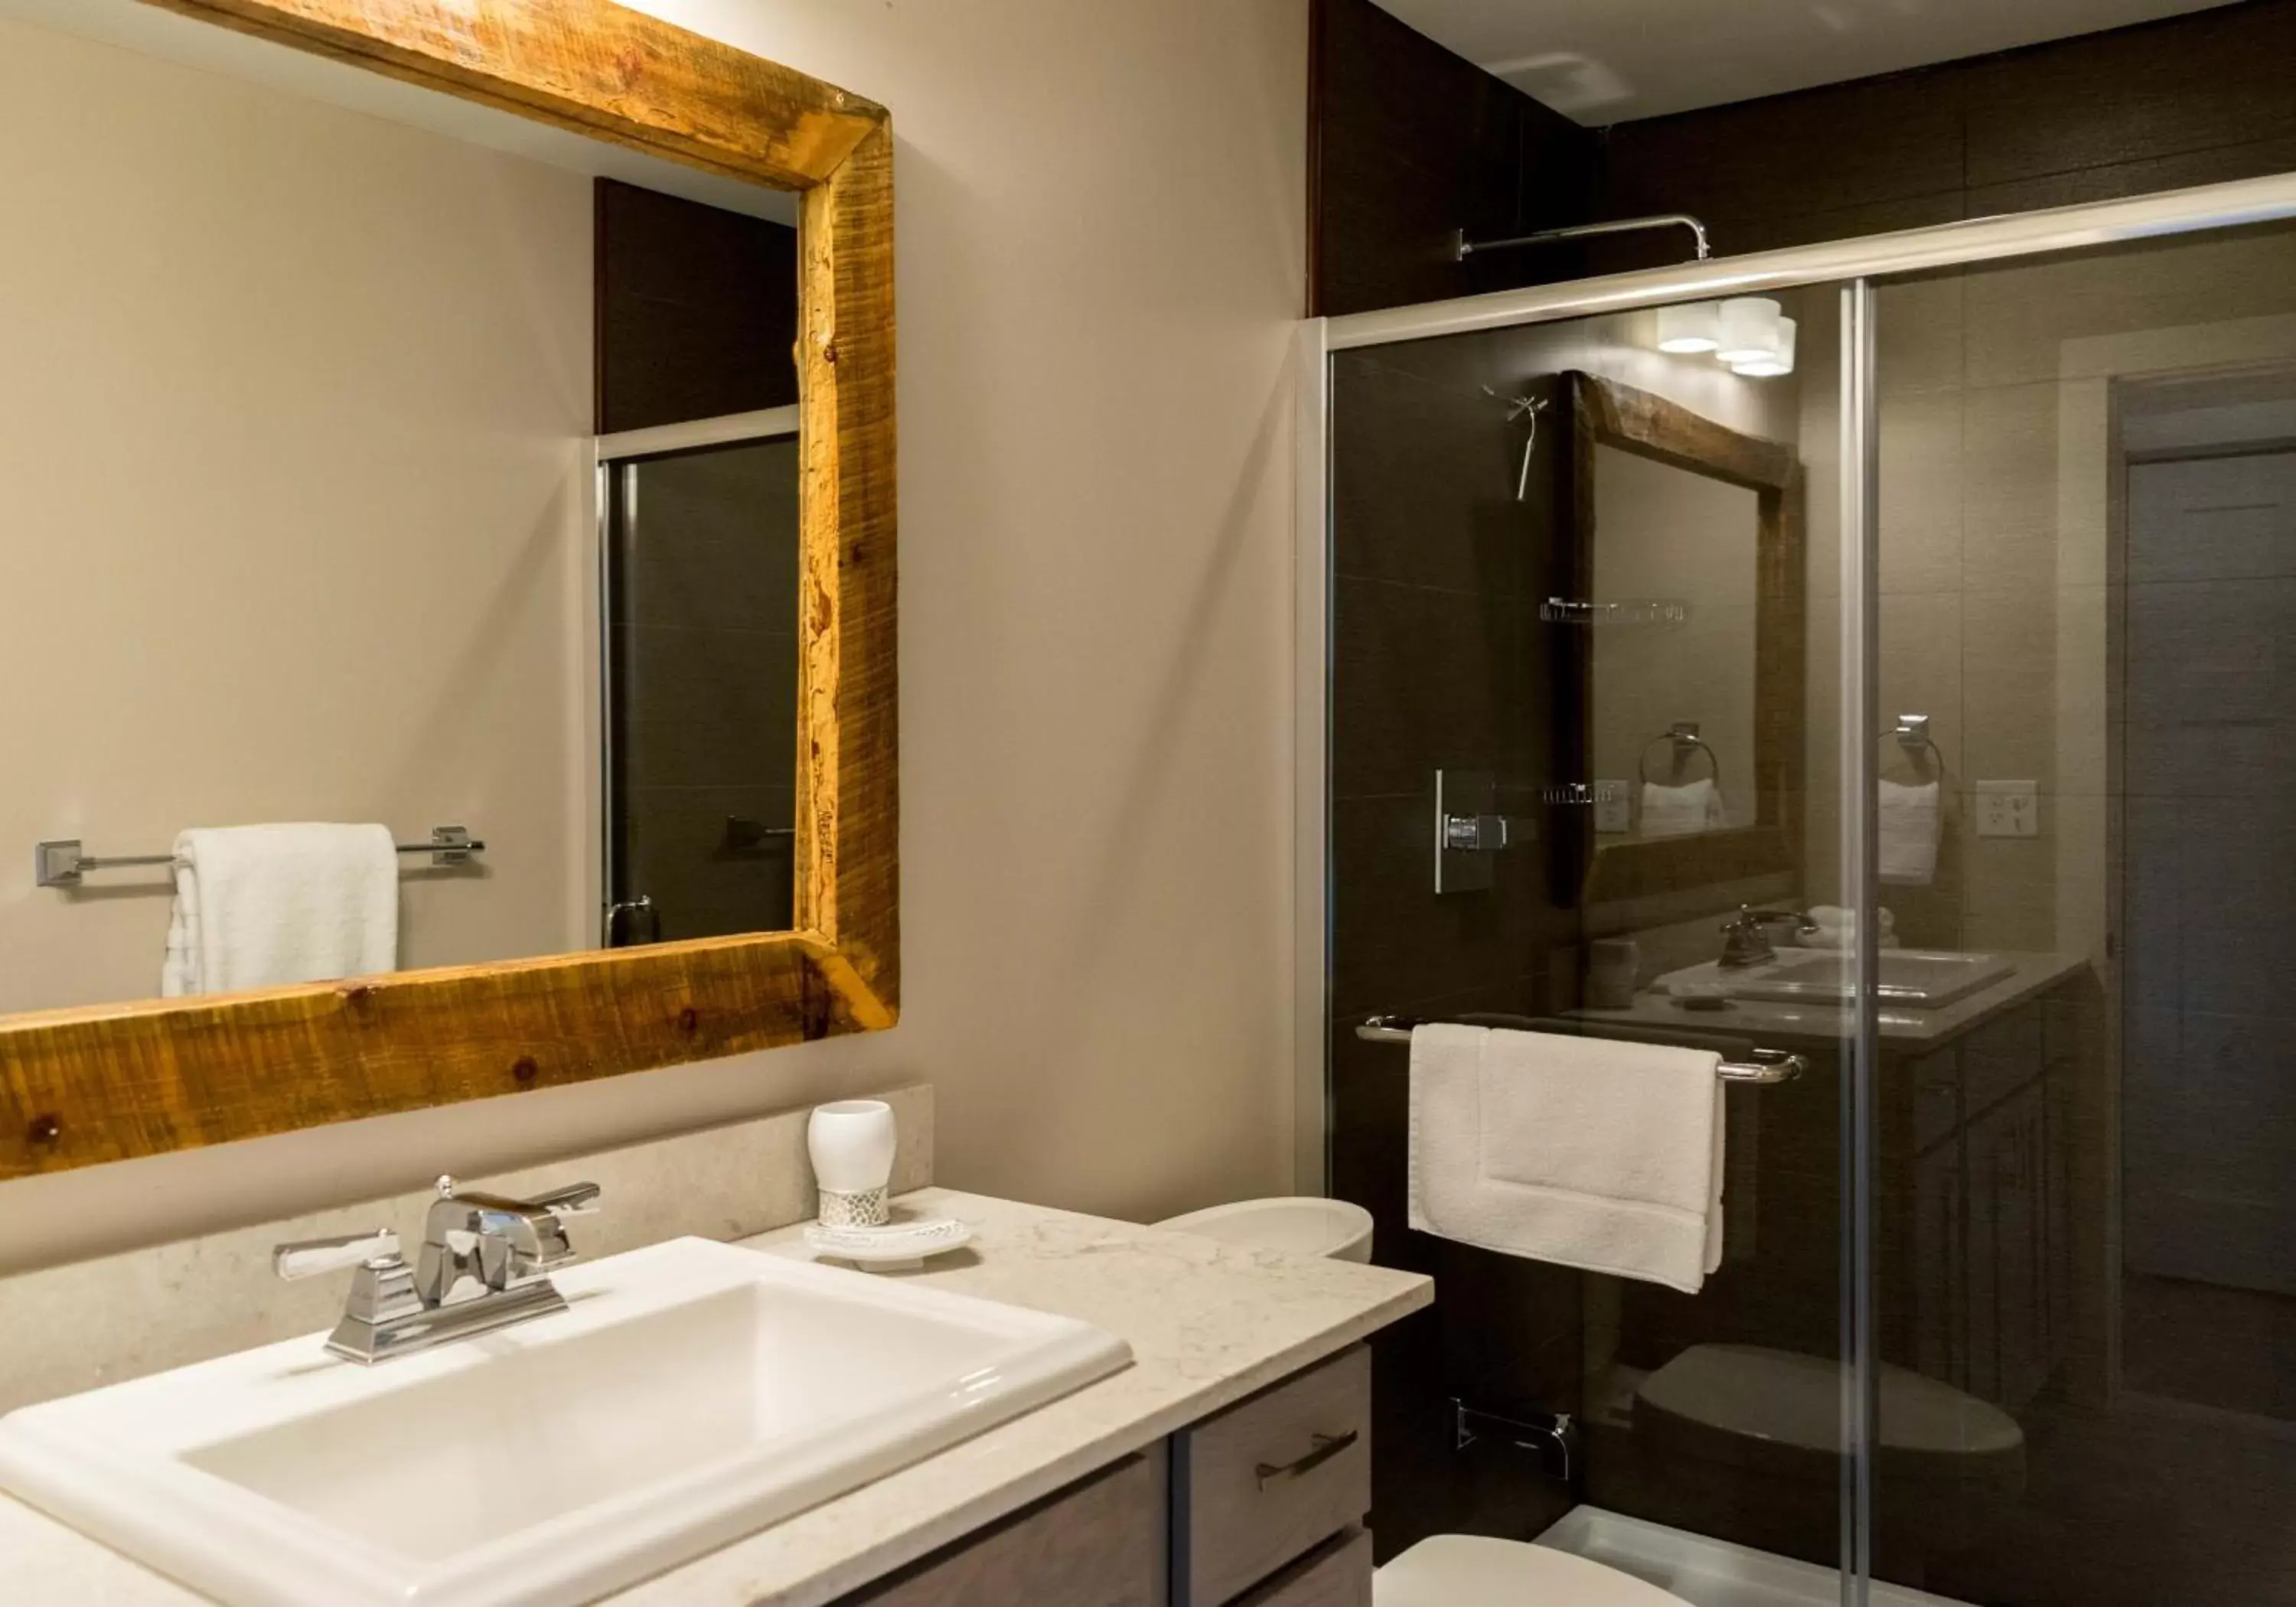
[161,823,400,996]
[1640,777,1727,839]
[1878,780,1942,885]
[1408,1023,1725,1294]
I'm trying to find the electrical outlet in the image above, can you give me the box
[1975,781,2039,837]
[1595,783,1632,834]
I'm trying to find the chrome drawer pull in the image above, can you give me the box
[1254,1429,1358,1488]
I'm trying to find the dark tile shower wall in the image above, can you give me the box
[595,178,798,435]
[1311,0,2296,312]
[1308,0,1596,317]
[606,441,801,940]
[1328,341,1588,1558]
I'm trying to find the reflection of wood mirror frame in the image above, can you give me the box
[1564,371,1804,909]
[0,0,898,1179]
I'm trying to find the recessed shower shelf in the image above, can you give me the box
[1540,598,1689,627]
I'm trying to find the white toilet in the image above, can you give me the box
[1153,1199,1689,1605]
[1153,1196,1375,1262]
[1376,1534,1691,1605]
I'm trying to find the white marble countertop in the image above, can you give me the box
[1567,949,2089,1048]
[0,1188,1430,1607]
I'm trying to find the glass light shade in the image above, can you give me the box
[1714,296,1784,363]
[1731,315,1797,376]
[1655,301,1720,353]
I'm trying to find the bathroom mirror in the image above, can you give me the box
[1561,372,1804,911]
[0,0,899,1178]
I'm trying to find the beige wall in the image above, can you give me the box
[1591,445,1763,835]
[0,0,1309,1271]
[1799,227,2296,956]
[0,16,595,1018]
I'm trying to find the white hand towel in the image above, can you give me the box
[1407,1023,1725,1294]
[161,823,400,996]
[1640,777,1727,839]
[1877,780,1942,885]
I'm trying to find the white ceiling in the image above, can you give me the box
[1375,0,2245,122]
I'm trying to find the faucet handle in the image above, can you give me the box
[528,1181,602,1220]
[433,1175,602,1220]
[274,1228,401,1282]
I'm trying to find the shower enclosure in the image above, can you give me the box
[1296,174,2296,1606]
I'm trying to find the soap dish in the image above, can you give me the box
[803,1217,974,1270]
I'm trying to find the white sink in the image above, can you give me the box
[0,1237,1130,1607]
[1657,948,2017,1009]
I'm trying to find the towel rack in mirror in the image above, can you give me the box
[1354,1013,1806,1085]
[34,826,484,889]
[1637,721,1723,789]
[1887,713,1944,775]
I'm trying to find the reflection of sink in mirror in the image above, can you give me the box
[1655,948,2016,1009]
[0,1238,1130,1607]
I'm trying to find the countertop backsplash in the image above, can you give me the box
[0,1084,932,1413]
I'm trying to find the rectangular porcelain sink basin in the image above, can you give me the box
[0,1237,1130,1607]
[1657,948,2017,1009]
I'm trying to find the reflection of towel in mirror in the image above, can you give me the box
[161,824,400,996]
[1640,777,1727,838]
[1878,780,1942,885]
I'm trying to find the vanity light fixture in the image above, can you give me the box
[1649,298,1795,376]
[1654,301,1721,353]
[1730,315,1797,377]
[1714,296,1785,364]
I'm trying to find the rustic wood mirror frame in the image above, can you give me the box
[0,0,898,1181]
[1564,370,1805,910]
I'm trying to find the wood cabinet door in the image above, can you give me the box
[842,1451,1166,1607]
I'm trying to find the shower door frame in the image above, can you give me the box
[1290,168,2296,1605]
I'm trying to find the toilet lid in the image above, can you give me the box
[1376,1535,1691,1606]
[1635,1344,2024,1479]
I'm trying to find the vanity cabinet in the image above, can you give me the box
[1897,1002,2073,1412]
[843,1451,1169,1607]
[839,1348,1373,1607]
[1172,1345,1371,1606]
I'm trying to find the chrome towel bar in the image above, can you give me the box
[1354,1014,1806,1085]
[35,826,484,888]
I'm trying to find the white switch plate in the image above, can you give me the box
[1975,781,2039,837]
[1595,782,1632,834]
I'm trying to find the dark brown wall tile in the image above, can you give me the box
[1313,0,2296,311]
[595,178,798,434]
[1961,0,2296,187]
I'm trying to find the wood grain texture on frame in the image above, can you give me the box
[0,0,899,1180]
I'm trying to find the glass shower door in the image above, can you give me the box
[1864,217,2296,1607]
[601,430,801,945]
[1322,282,1874,1599]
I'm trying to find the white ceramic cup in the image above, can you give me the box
[1587,938,1642,1009]
[808,1100,897,1227]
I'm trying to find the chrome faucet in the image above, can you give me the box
[1717,905,1819,970]
[273,1174,602,1364]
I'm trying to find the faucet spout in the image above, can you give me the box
[1717,905,1821,970]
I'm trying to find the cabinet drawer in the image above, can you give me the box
[843,1449,1166,1607]
[1233,1530,1373,1607]
[1173,1346,1371,1606]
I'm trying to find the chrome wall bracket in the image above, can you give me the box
[1454,1398,1577,1482]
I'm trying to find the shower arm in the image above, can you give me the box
[1455,212,1712,263]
